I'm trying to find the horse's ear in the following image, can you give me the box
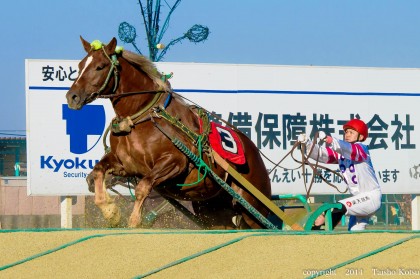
[104,37,118,54]
[80,36,91,53]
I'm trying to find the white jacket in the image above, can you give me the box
[306,137,380,196]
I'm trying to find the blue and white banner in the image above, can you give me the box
[26,59,420,195]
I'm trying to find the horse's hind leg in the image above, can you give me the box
[128,177,153,228]
[128,159,184,228]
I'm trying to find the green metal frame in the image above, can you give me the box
[273,194,342,231]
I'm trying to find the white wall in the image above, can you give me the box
[26,60,420,195]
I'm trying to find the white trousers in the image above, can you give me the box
[339,188,382,231]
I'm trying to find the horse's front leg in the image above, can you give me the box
[128,159,184,228]
[88,155,124,227]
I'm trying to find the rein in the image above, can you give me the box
[285,133,347,198]
[171,93,346,198]
[90,51,345,199]
[99,90,163,101]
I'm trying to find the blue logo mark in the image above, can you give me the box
[62,104,106,154]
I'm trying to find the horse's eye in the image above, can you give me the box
[96,64,106,71]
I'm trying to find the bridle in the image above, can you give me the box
[83,46,121,105]
[83,46,169,105]
[82,48,173,153]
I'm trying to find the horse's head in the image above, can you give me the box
[66,36,120,110]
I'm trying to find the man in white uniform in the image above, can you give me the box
[298,119,382,231]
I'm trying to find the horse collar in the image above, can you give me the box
[108,91,167,135]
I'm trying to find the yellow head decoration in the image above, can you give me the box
[115,46,124,54]
[90,40,123,54]
[90,40,103,51]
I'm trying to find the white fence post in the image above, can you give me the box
[412,195,420,230]
[60,196,73,228]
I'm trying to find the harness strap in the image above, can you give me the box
[212,150,303,230]
[102,92,166,153]
[117,92,164,126]
[152,106,209,146]
[150,106,215,187]
[153,105,214,166]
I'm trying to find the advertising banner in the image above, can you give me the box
[26,59,420,195]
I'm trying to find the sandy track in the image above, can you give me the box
[0,229,419,279]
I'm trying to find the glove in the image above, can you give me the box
[318,131,332,144]
[297,133,308,143]
[325,136,333,144]
[318,131,327,141]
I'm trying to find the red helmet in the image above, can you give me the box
[343,119,368,141]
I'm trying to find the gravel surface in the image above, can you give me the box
[0,229,419,279]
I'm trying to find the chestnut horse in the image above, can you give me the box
[66,37,271,229]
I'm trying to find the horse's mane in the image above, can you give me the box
[121,50,170,91]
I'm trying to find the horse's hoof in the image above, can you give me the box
[128,221,139,228]
[101,204,121,227]
[128,216,141,228]
[232,215,243,227]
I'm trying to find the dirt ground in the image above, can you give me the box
[0,229,419,279]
